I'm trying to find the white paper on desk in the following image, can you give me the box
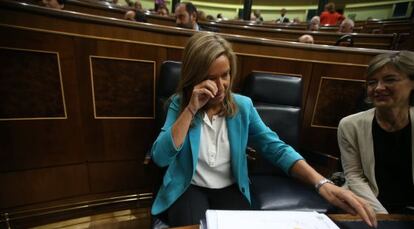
[205,210,339,229]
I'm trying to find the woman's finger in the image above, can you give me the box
[330,196,356,215]
[357,197,378,228]
[320,185,376,228]
[202,80,218,96]
[195,88,215,99]
[195,80,218,96]
[335,191,375,227]
[191,88,215,109]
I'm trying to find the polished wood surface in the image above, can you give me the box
[0,48,65,119]
[330,213,414,221]
[172,225,199,229]
[0,0,397,221]
[18,0,401,50]
[198,23,397,49]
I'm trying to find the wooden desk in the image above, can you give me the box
[330,214,414,221]
[171,214,414,229]
[171,226,199,229]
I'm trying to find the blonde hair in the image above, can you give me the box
[177,32,238,116]
[366,51,414,105]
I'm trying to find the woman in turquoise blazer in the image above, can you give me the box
[151,32,377,227]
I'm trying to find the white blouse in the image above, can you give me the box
[191,113,234,188]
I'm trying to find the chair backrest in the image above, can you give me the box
[147,60,181,190]
[150,61,182,228]
[156,61,181,130]
[242,72,303,175]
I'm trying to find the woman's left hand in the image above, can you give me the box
[319,183,378,228]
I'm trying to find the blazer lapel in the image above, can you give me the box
[189,116,202,172]
[410,107,414,184]
[227,113,242,176]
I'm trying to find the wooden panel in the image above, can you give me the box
[312,77,366,128]
[88,161,152,193]
[0,48,66,120]
[0,29,85,172]
[146,14,176,27]
[302,64,368,157]
[90,56,155,119]
[86,120,156,162]
[0,16,161,209]
[0,164,89,208]
[0,120,86,172]
[71,38,161,162]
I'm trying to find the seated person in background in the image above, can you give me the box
[339,19,354,33]
[217,13,228,21]
[320,2,344,25]
[206,15,215,21]
[175,2,214,31]
[125,0,141,8]
[298,34,314,44]
[335,34,354,47]
[41,0,65,9]
[197,10,208,22]
[253,9,264,23]
[124,9,147,22]
[124,0,133,7]
[308,16,320,31]
[124,10,136,21]
[250,12,256,21]
[154,0,165,11]
[338,51,414,214]
[157,5,169,16]
[150,32,377,227]
[135,10,147,22]
[174,2,199,30]
[276,8,290,23]
[125,0,141,7]
[292,17,301,23]
[134,0,143,10]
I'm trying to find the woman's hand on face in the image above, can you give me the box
[188,80,218,112]
[319,184,378,228]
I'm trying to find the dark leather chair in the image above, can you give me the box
[155,61,181,131]
[242,72,335,212]
[150,61,181,229]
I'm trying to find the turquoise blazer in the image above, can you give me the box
[151,94,303,215]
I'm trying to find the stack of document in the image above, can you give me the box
[202,210,339,229]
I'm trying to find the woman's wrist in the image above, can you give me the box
[186,105,197,117]
[315,178,334,193]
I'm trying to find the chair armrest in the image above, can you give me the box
[299,149,345,186]
[298,148,341,178]
[143,150,152,165]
